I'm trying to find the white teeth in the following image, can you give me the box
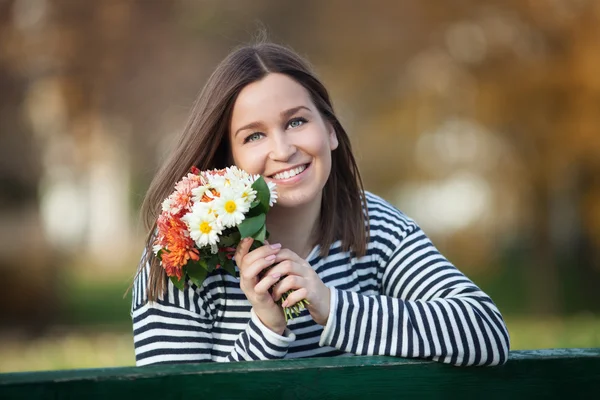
[272,164,307,180]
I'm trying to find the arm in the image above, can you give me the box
[319,218,510,366]
[131,264,295,366]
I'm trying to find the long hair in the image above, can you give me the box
[140,42,369,301]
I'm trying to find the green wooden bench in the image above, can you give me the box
[1,349,599,399]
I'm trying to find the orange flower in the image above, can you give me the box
[162,247,200,279]
[156,213,199,279]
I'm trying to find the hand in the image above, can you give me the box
[235,237,287,335]
[267,248,331,326]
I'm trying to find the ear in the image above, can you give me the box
[328,123,338,150]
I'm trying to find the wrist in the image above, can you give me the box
[310,284,331,326]
[254,308,286,335]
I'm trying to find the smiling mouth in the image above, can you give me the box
[270,164,309,180]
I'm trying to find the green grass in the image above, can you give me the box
[56,268,134,328]
[505,314,600,350]
[0,330,135,373]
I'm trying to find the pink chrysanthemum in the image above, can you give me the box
[162,173,206,215]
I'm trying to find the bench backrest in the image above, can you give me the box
[1,349,599,399]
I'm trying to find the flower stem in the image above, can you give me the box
[277,291,309,321]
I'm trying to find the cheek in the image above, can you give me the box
[230,145,245,169]
[310,133,334,157]
[231,146,265,174]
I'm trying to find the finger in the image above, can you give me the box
[235,237,254,263]
[254,270,283,295]
[268,259,306,279]
[240,253,279,282]
[281,288,309,308]
[272,248,308,266]
[272,275,304,301]
[243,242,282,267]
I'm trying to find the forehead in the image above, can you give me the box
[230,73,312,126]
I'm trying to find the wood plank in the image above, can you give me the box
[1,349,599,399]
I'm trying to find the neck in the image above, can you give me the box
[266,195,321,260]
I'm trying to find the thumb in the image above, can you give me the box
[235,237,254,263]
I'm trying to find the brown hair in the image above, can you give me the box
[140,42,369,301]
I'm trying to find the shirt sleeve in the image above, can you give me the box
[319,220,510,366]
[131,261,295,365]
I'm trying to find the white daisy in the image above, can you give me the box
[227,166,252,181]
[191,184,214,203]
[239,183,257,207]
[267,181,278,207]
[207,174,227,190]
[181,204,222,248]
[213,188,250,228]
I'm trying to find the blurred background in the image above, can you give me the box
[1,0,599,373]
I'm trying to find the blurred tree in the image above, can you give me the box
[1,0,599,330]
[446,0,600,314]
[0,0,57,331]
[258,0,600,314]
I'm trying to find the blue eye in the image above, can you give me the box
[244,132,264,143]
[287,117,307,129]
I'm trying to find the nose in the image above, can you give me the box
[269,131,296,161]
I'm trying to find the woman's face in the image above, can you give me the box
[229,73,338,209]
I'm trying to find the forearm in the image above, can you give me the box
[133,304,296,365]
[132,302,213,366]
[319,288,509,366]
[225,308,296,361]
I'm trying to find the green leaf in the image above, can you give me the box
[219,231,241,247]
[170,275,186,291]
[238,213,266,238]
[254,223,266,243]
[217,250,227,265]
[247,202,267,218]
[207,256,220,271]
[186,260,208,288]
[252,176,271,210]
[221,258,237,278]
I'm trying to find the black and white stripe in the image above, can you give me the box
[132,191,509,366]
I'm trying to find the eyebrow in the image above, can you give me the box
[234,105,311,137]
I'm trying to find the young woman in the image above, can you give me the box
[131,42,510,366]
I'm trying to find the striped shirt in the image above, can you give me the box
[131,191,510,366]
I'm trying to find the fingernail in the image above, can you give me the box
[271,273,281,279]
[281,300,288,307]
[270,243,281,249]
[265,254,276,261]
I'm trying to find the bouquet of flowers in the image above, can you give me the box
[153,166,307,320]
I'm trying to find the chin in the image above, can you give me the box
[275,190,321,209]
